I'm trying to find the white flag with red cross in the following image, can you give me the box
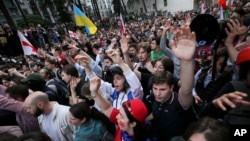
[18,31,37,56]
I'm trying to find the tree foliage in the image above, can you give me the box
[17,15,51,27]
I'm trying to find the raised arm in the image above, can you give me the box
[108,48,143,99]
[170,27,196,109]
[90,77,113,118]
[224,19,241,62]
[120,34,133,70]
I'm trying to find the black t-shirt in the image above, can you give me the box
[151,92,196,141]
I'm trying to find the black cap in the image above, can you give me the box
[107,65,124,76]
[190,14,219,46]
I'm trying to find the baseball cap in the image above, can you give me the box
[123,99,148,123]
[20,73,44,82]
[236,46,250,65]
[107,65,124,76]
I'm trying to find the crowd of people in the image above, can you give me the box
[0,1,250,141]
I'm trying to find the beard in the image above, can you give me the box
[34,107,43,117]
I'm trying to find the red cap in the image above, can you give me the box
[124,99,148,123]
[236,47,250,65]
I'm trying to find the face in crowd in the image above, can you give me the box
[137,48,149,63]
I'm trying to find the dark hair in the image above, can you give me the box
[10,76,23,85]
[42,67,55,79]
[153,57,174,74]
[70,102,116,135]
[61,64,79,78]
[44,58,57,65]
[80,82,95,106]
[1,75,11,81]
[152,71,175,86]
[129,43,138,51]
[5,85,29,100]
[232,9,245,17]
[26,80,46,91]
[103,55,113,63]
[15,132,51,141]
[151,37,161,46]
[215,47,228,59]
[183,117,229,141]
[122,102,147,140]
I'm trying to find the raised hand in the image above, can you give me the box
[212,91,250,111]
[225,19,242,47]
[69,77,78,92]
[106,49,122,64]
[89,77,101,93]
[162,20,171,31]
[225,19,241,39]
[120,34,129,54]
[75,55,90,68]
[169,27,196,61]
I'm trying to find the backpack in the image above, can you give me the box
[75,131,114,141]
[47,79,69,105]
[224,81,250,125]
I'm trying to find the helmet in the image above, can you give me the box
[236,47,250,65]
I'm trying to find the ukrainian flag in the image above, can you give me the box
[73,4,97,34]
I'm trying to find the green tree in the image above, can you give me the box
[17,15,51,27]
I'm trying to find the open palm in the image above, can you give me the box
[170,27,196,61]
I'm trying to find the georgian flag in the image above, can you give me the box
[18,31,37,55]
[119,13,125,33]
[68,30,79,39]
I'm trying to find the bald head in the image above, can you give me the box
[24,91,50,117]
[25,91,49,106]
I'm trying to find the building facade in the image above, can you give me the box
[0,0,33,25]
[125,0,194,14]
[97,0,112,18]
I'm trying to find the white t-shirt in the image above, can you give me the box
[41,106,61,141]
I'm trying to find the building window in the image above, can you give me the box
[164,0,167,6]
[153,3,156,10]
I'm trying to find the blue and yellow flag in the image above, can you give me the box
[73,4,97,34]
